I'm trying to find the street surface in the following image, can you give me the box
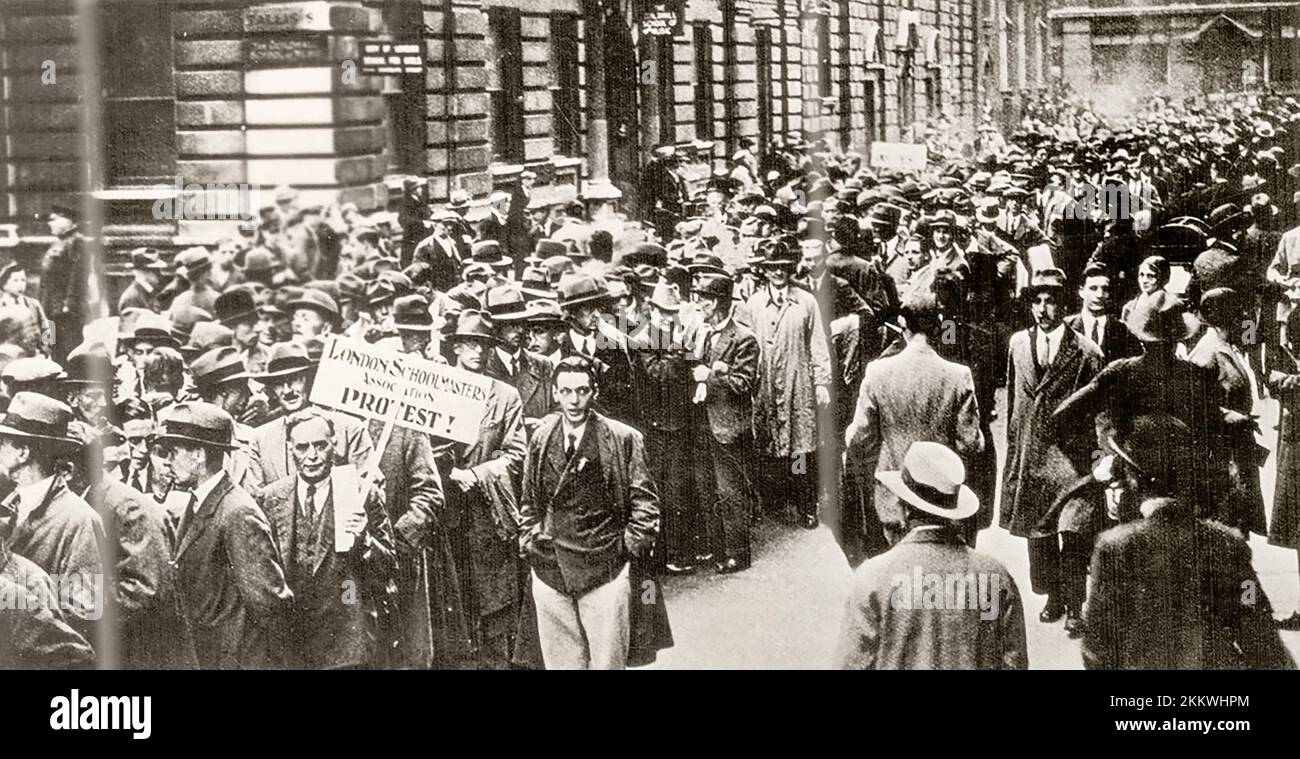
[650,389,1300,669]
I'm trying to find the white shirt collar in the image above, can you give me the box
[297,476,331,517]
[15,475,56,525]
[496,347,521,369]
[192,471,225,507]
[560,416,588,447]
[569,329,594,354]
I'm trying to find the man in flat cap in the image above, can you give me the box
[154,400,292,669]
[0,392,107,643]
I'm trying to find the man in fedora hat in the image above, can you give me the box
[62,350,113,434]
[391,293,441,361]
[483,285,554,432]
[846,292,984,548]
[745,240,832,530]
[286,288,341,343]
[154,400,292,668]
[690,273,759,574]
[1001,268,1104,634]
[834,441,1026,670]
[525,300,567,365]
[413,208,468,292]
[430,309,526,669]
[118,247,171,315]
[190,347,265,498]
[1083,414,1292,670]
[518,356,664,669]
[168,247,221,319]
[0,392,106,642]
[215,287,269,374]
[252,342,373,485]
[255,407,397,669]
[555,273,638,425]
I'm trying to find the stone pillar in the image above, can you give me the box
[581,0,620,201]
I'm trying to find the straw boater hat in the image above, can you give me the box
[0,392,82,454]
[875,441,979,521]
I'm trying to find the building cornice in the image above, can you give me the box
[1049,2,1299,20]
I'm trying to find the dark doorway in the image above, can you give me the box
[756,26,772,157]
[604,12,641,204]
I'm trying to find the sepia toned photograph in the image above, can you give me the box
[0,0,1298,698]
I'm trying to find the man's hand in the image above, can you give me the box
[710,360,730,375]
[341,510,367,539]
[360,464,387,491]
[692,364,711,383]
[816,385,831,408]
[449,467,477,493]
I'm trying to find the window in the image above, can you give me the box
[550,14,581,156]
[756,25,772,153]
[693,23,714,139]
[655,34,675,144]
[486,8,524,163]
[102,1,176,185]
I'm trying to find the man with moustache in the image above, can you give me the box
[483,285,555,433]
[258,408,397,669]
[252,342,373,484]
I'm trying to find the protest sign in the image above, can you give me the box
[310,337,490,445]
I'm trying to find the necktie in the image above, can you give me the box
[508,355,517,378]
[1038,332,1050,368]
[1090,318,1101,347]
[565,433,577,461]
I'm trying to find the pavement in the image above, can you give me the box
[647,388,1300,669]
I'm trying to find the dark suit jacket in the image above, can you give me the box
[1083,502,1294,670]
[8,477,106,641]
[117,281,161,315]
[476,212,508,244]
[0,542,95,669]
[1064,312,1142,363]
[259,474,396,669]
[87,478,191,669]
[485,348,555,429]
[696,318,758,444]
[519,412,660,596]
[172,472,293,669]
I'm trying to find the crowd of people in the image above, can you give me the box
[4,89,1300,669]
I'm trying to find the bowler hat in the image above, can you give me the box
[471,240,513,269]
[0,392,80,452]
[393,294,435,332]
[875,441,979,521]
[153,401,237,451]
[241,248,282,276]
[760,241,799,268]
[214,288,259,326]
[122,312,181,350]
[557,273,615,310]
[190,347,251,388]
[620,242,669,269]
[255,341,317,381]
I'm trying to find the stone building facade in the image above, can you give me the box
[1,0,988,281]
[1051,1,1300,107]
